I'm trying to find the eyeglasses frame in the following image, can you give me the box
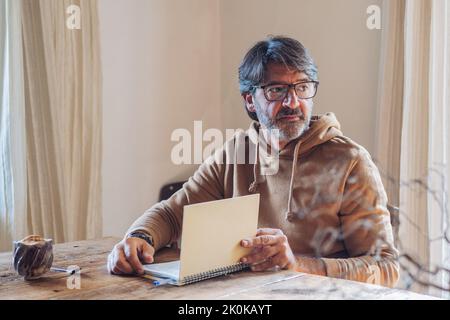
[253,80,320,101]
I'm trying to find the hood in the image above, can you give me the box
[247,112,343,222]
[248,112,342,157]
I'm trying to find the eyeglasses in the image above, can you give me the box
[253,81,319,101]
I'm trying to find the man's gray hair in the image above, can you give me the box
[239,36,318,121]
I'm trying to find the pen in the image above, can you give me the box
[141,274,172,286]
[51,266,80,275]
[152,278,172,286]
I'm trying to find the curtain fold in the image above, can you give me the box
[375,0,405,211]
[0,0,27,252]
[399,0,432,284]
[21,0,102,243]
[376,0,450,295]
[374,0,406,246]
[0,0,102,251]
[427,0,450,297]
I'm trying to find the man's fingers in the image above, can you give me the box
[256,228,283,236]
[108,246,135,275]
[241,234,281,248]
[240,228,294,272]
[139,241,155,264]
[116,249,134,274]
[108,238,155,276]
[241,244,279,264]
[250,253,285,272]
[250,260,272,272]
[107,252,118,274]
[124,242,144,274]
[108,250,125,275]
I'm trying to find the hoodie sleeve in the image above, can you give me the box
[125,155,225,251]
[321,147,400,288]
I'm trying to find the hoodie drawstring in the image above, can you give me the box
[285,140,302,222]
[248,138,260,193]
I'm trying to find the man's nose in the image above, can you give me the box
[282,88,301,109]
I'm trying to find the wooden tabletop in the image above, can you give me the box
[0,237,436,300]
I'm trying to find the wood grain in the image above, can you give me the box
[0,237,437,300]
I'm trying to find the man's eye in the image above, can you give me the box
[268,86,285,93]
[297,85,308,92]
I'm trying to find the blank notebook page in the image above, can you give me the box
[179,194,259,280]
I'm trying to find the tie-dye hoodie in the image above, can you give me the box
[127,112,400,287]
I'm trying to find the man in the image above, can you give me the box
[107,36,399,287]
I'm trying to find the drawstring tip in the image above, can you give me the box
[285,211,296,222]
[248,181,258,193]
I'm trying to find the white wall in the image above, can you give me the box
[99,0,221,237]
[100,0,382,237]
[220,0,382,154]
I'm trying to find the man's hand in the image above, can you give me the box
[240,228,297,271]
[107,237,155,275]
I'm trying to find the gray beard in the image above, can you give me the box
[255,108,311,142]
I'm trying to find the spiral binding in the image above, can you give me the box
[180,263,250,285]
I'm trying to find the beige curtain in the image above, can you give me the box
[399,0,432,291]
[375,0,450,295]
[375,0,405,211]
[374,0,405,245]
[427,0,450,297]
[20,0,102,243]
[1,0,28,252]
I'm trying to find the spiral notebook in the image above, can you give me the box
[143,194,260,286]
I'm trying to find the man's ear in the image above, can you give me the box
[242,93,256,113]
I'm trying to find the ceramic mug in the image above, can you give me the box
[13,235,54,280]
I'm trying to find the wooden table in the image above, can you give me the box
[0,237,437,300]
